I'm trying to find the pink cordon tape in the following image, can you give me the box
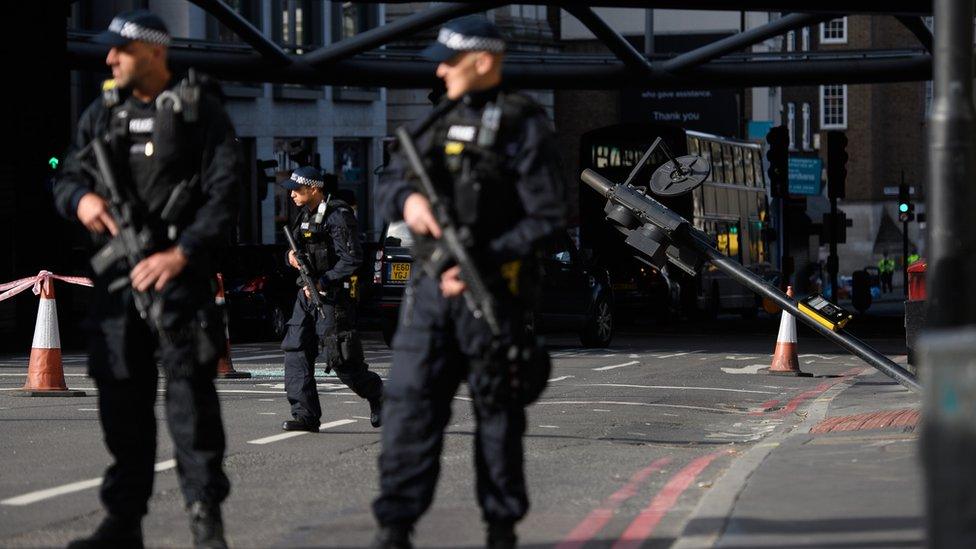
[0,270,94,302]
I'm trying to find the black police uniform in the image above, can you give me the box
[53,76,238,526]
[372,87,566,533]
[282,196,383,428]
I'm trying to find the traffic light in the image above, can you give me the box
[766,125,789,198]
[825,131,848,200]
[898,183,915,222]
[48,156,59,170]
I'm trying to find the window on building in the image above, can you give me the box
[802,103,811,150]
[801,27,810,51]
[206,0,261,43]
[334,138,372,235]
[820,85,847,129]
[272,137,317,242]
[274,0,322,53]
[787,102,796,150]
[786,31,795,52]
[820,17,848,44]
[332,2,379,41]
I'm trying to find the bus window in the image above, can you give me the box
[733,146,745,185]
[699,140,713,182]
[722,145,735,183]
[711,142,724,182]
[743,149,755,186]
[704,185,718,216]
[688,136,700,156]
[754,152,765,189]
[709,221,741,261]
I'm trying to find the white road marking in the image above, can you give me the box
[247,419,357,445]
[593,409,612,412]
[547,375,574,382]
[656,351,701,359]
[537,425,559,429]
[581,383,778,395]
[721,364,769,375]
[537,400,747,414]
[799,354,837,360]
[78,408,98,411]
[352,416,371,420]
[258,412,277,415]
[230,353,283,361]
[0,373,87,377]
[258,398,275,402]
[593,361,640,371]
[725,355,760,361]
[1,460,176,506]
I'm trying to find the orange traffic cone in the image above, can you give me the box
[16,279,85,397]
[215,273,250,379]
[768,286,812,377]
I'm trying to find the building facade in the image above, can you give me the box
[780,15,928,289]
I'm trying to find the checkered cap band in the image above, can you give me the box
[290,173,324,188]
[109,17,171,46]
[437,28,505,53]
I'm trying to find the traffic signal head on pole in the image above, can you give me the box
[897,183,915,222]
[766,126,789,198]
[825,131,848,200]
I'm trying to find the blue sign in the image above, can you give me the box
[748,120,774,141]
[789,156,822,196]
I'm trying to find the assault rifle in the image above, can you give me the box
[394,125,502,337]
[80,137,170,343]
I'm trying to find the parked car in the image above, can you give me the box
[220,245,296,341]
[367,222,615,348]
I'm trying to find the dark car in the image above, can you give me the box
[368,223,614,348]
[220,245,296,341]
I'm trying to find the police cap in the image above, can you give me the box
[93,10,172,48]
[421,16,506,63]
[281,166,325,191]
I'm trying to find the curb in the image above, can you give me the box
[671,367,871,549]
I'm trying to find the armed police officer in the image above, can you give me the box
[52,10,238,549]
[280,167,383,431]
[372,16,566,549]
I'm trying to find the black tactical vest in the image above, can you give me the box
[296,197,353,277]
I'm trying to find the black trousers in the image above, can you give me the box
[373,275,529,527]
[88,282,229,518]
[281,289,382,424]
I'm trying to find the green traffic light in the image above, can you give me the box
[899,203,909,213]
[48,157,59,170]
[730,225,739,235]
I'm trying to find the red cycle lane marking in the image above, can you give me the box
[555,457,672,549]
[611,451,728,549]
[773,366,863,418]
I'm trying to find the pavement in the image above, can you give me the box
[0,318,924,548]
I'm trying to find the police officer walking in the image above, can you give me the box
[53,10,238,549]
[372,16,566,549]
[879,251,895,293]
[280,167,383,431]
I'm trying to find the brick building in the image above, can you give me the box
[781,16,928,289]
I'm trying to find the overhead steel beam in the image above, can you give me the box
[896,15,934,53]
[350,0,931,16]
[188,0,291,66]
[564,6,654,76]
[302,2,495,67]
[67,40,931,90]
[662,12,835,72]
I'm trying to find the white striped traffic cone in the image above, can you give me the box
[16,279,85,397]
[768,286,812,377]
[215,273,250,379]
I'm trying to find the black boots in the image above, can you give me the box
[188,501,227,549]
[369,396,383,428]
[282,418,320,432]
[371,524,412,549]
[487,521,517,549]
[66,515,143,549]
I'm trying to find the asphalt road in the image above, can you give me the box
[0,324,906,548]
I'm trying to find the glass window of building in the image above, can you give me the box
[802,103,811,150]
[801,27,810,51]
[786,30,795,52]
[787,103,796,150]
[820,17,848,44]
[274,0,322,52]
[820,85,848,129]
[333,2,379,41]
[206,0,261,43]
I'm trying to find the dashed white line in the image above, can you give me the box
[1,460,176,506]
[247,418,357,445]
[593,361,640,372]
[536,400,746,414]
[548,375,574,382]
[656,351,701,359]
[721,364,769,375]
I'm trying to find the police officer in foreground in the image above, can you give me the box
[280,167,383,431]
[372,16,566,549]
[53,10,237,549]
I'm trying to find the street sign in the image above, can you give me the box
[884,185,917,196]
[788,156,822,196]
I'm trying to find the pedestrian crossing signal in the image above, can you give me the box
[48,157,59,170]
